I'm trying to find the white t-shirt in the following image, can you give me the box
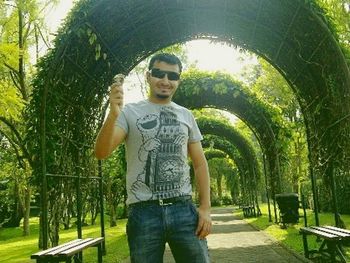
[116,100,203,205]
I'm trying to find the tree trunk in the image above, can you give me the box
[110,205,117,227]
[23,187,31,236]
[4,182,23,227]
[18,0,28,101]
[38,213,43,248]
[122,189,128,218]
[216,174,222,200]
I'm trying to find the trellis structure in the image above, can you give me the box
[203,135,247,191]
[203,135,247,182]
[174,71,288,214]
[27,0,350,249]
[198,117,264,218]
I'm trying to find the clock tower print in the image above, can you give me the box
[131,106,188,201]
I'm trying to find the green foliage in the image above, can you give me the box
[198,114,263,206]
[0,82,24,121]
[18,0,350,250]
[245,59,309,194]
[103,146,127,222]
[175,69,288,200]
[314,0,350,62]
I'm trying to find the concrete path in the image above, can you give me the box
[123,206,310,263]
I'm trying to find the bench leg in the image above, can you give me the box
[97,243,103,263]
[327,242,336,262]
[302,233,309,258]
[335,244,347,263]
[73,252,82,263]
[318,240,327,253]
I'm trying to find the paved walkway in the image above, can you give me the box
[122,206,311,263]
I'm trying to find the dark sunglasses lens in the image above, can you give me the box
[151,69,166,79]
[167,72,180,81]
[151,69,179,81]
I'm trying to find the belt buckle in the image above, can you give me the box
[159,199,172,206]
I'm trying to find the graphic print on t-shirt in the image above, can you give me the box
[131,106,187,201]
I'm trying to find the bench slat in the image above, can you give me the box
[58,237,104,256]
[31,239,83,258]
[312,226,350,238]
[300,227,339,240]
[46,238,94,256]
[323,226,350,235]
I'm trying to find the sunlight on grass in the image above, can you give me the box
[3,204,350,262]
[0,216,129,263]
[239,203,350,257]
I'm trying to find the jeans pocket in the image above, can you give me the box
[189,203,199,220]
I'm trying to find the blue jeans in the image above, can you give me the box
[126,201,210,263]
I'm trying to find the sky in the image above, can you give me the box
[44,1,259,121]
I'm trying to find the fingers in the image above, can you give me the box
[196,222,211,239]
[110,74,125,105]
[195,216,212,240]
[109,77,124,116]
[110,85,124,108]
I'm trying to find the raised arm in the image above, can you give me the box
[188,141,212,239]
[94,78,127,160]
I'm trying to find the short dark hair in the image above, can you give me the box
[148,53,183,73]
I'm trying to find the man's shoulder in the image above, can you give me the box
[170,101,189,111]
[170,102,193,116]
[123,100,149,111]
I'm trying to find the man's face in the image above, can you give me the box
[147,61,181,103]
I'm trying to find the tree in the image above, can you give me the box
[318,0,349,50]
[103,145,127,227]
[208,157,236,205]
[250,59,308,194]
[0,0,58,235]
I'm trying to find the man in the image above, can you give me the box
[95,53,211,263]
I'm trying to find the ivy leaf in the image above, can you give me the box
[89,32,96,45]
[213,82,228,95]
[232,89,240,98]
[95,44,101,60]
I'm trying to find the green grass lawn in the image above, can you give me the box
[2,204,350,262]
[237,203,350,258]
[0,216,129,263]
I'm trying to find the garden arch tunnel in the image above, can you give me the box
[202,134,250,194]
[174,70,286,196]
[29,0,350,248]
[203,135,267,218]
[198,117,264,215]
[203,148,248,208]
[203,135,248,190]
[198,117,262,189]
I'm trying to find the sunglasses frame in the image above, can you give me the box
[150,68,180,81]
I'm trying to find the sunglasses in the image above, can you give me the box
[150,68,180,81]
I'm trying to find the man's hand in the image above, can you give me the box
[195,206,212,240]
[109,74,125,117]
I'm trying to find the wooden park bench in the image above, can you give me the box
[242,205,255,218]
[300,226,350,262]
[31,237,104,263]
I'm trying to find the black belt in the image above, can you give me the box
[130,195,192,207]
